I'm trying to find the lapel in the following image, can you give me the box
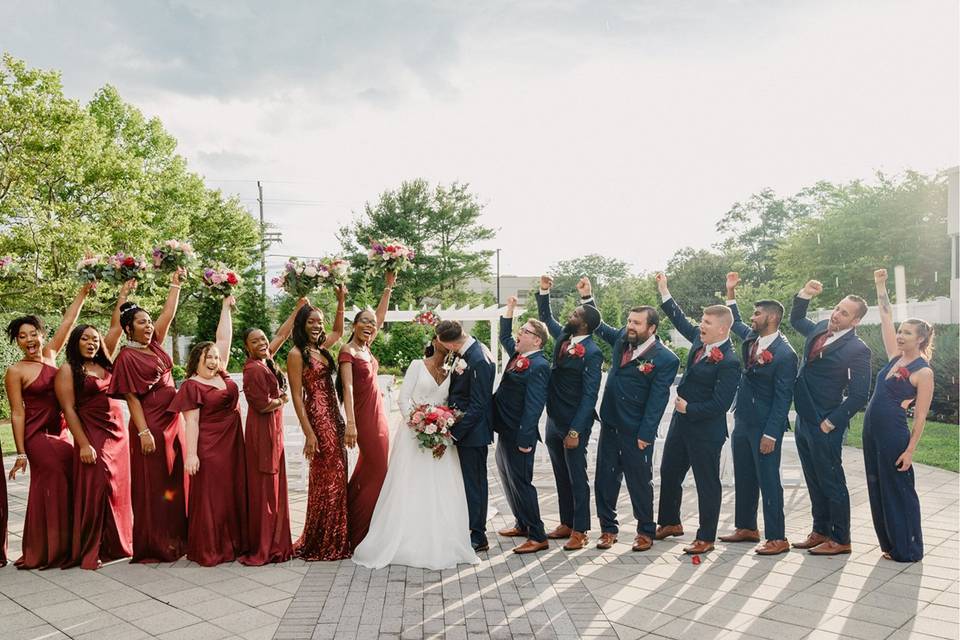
[805,322,831,359]
[622,337,659,368]
[747,333,784,370]
[552,333,570,367]
[819,329,854,360]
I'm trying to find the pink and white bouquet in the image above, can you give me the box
[325,257,351,287]
[367,239,415,275]
[201,265,241,297]
[100,252,148,284]
[271,257,329,297]
[0,255,17,279]
[75,255,103,285]
[414,310,440,326]
[407,403,462,459]
[152,239,195,274]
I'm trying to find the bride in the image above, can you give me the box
[351,332,480,570]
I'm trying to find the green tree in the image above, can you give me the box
[663,248,734,314]
[337,179,496,306]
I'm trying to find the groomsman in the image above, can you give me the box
[655,272,740,554]
[493,296,551,554]
[720,273,798,556]
[438,320,497,552]
[790,280,871,555]
[577,277,680,552]
[536,275,604,550]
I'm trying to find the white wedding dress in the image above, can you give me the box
[352,359,480,570]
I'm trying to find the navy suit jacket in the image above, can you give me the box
[448,338,496,447]
[789,296,871,430]
[661,297,741,443]
[585,298,679,442]
[729,302,799,439]
[493,317,550,448]
[535,292,602,431]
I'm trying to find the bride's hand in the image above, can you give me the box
[344,422,358,449]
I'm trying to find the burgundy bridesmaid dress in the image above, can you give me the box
[240,357,293,565]
[169,371,247,566]
[67,372,133,569]
[15,363,74,569]
[338,350,389,548]
[293,357,350,561]
[108,336,186,563]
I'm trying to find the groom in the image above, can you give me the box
[437,320,497,552]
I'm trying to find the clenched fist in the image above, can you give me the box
[874,269,887,285]
[576,276,592,297]
[802,280,823,298]
[540,275,554,290]
[726,272,740,291]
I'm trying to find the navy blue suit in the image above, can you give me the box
[448,338,496,547]
[728,302,798,541]
[536,292,603,532]
[587,296,680,538]
[790,295,870,545]
[657,297,741,542]
[493,316,550,542]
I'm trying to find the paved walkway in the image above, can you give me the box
[2,431,957,640]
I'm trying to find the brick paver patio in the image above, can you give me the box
[2,420,957,639]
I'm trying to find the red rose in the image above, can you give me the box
[514,355,530,371]
[758,349,774,365]
[570,343,586,358]
[638,361,655,375]
[708,347,724,363]
[426,412,439,423]
[226,272,239,285]
[123,256,136,267]
[897,367,911,380]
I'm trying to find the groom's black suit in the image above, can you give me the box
[448,337,496,549]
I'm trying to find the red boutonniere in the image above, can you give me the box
[514,355,530,372]
[568,342,586,358]
[756,349,774,366]
[638,361,655,375]
[897,366,911,380]
[707,347,724,364]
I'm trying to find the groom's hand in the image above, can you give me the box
[563,433,579,449]
[637,439,650,450]
[518,446,532,454]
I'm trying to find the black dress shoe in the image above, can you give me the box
[473,541,490,552]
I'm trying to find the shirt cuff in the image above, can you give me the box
[661,294,672,303]
[761,434,777,442]
[797,290,812,300]
[538,288,550,295]
[726,299,736,306]
[580,296,594,304]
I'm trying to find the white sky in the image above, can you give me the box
[5,0,958,278]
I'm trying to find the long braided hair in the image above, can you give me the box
[64,325,112,400]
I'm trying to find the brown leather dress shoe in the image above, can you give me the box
[596,533,617,550]
[808,540,852,556]
[754,539,790,556]
[655,525,684,540]
[683,540,715,555]
[719,528,761,543]
[791,532,828,549]
[498,526,529,537]
[563,531,588,550]
[513,539,549,554]
[632,534,653,552]
[547,524,573,539]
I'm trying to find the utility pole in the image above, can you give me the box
[258,180,266,319]
[496,248,501,305]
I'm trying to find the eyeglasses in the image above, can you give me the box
[518,327,537,337]
[355,316,376,326]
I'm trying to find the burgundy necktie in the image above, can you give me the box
[506,354,519,372]
[558,340,570,360]
[620,347,633,367]
[693,346,705,364]
[749,341,760,366]
[808,331,834,360]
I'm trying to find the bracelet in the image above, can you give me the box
[138,429,151,437]
[16,453,27,460]
[169,284,181,290]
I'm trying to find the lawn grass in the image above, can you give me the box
[1,420,15,456]
[845,414,959,473]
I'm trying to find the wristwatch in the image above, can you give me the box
[567,430,580,438]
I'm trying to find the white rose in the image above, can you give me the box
[425,423,438,435]
[303,265,318,278]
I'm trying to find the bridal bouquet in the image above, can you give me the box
[408,403,462,459]
[152,239,196,274]
[101,252,148,285]
[201,265,241,297]
[367,239,415,275]
[414,310,440,326]
[325,257,351,287]
[272,257,329,297]
[0,255,17,280]
[75,255,104,290]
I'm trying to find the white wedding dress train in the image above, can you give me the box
[352,359,480,570]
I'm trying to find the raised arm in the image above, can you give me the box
[789,280,823,337]
[47,282,94,359]
[322,284,347,348]
[874,269,898,359]
[154,269,184,344]
[214,296,235,371]
[5,368,28,479]
[577,276,621,347]
[536,275,564,338]
[105,279,137,358]
[269,296,308,356]
[725,272,751,341]
[656,272,699,343]
[374,271,396,329]
[499,296,518,359]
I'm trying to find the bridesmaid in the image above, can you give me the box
[338,271,394,548]
[5,283,93,569]
[169,295,247,566]
[108,270,187,563]
[864,269,935,562]
[56,281,133,569]
[240,298,306,566]
[288,285,350,561]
